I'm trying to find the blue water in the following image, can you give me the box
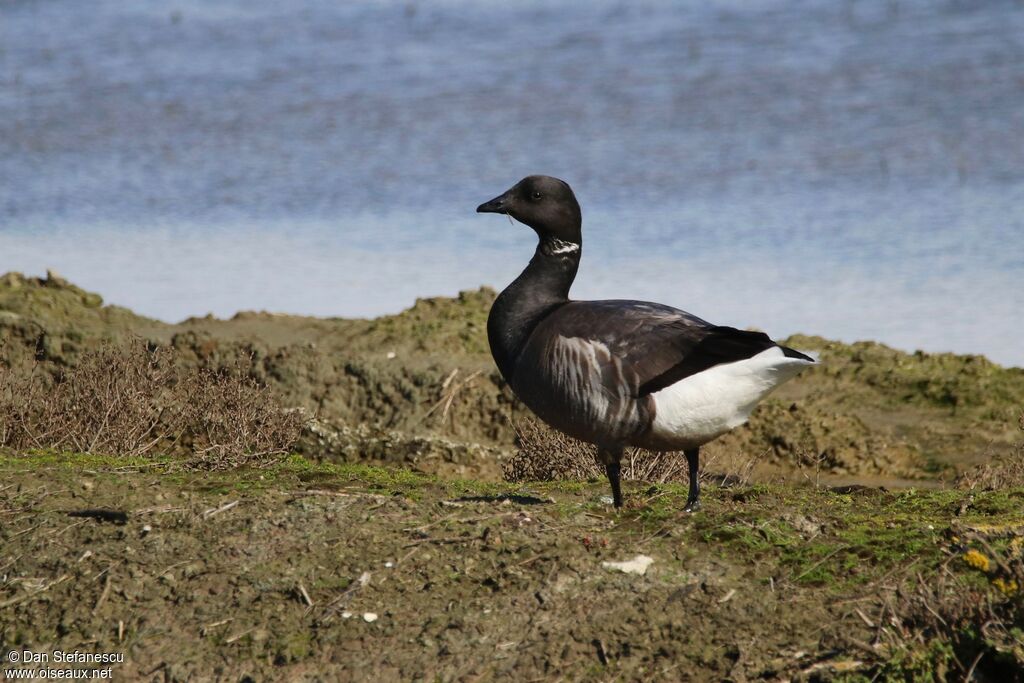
[2,0,1023,365]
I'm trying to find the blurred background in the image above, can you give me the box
[1,0,1022,365]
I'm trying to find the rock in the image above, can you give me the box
[45,269,68,286]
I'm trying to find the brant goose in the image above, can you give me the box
[477,175,814,511]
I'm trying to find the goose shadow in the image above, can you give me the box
[452,493,550,506]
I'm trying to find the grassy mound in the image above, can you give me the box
[3,271,1023,481]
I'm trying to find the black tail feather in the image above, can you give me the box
[780,345,815,362]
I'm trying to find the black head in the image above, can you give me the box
[477,175,582,245]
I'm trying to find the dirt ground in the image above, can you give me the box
[3,452,1023,682]
[4,272,1024,681]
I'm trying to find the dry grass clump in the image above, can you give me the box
[956,414,1024,490]
[502,418,690,484]
[0,340,305,468]
[1,344,176,457]
[175,362,307,469]
[957,450,1024,491]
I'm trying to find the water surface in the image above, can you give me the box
[2,0,1022,364]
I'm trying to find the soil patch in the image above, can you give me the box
[2,453,1021,681]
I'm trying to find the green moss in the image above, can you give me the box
[865,639,958,682]
[696,514,795,555]
[273,632,314,664]
[445,477,507,498]
[966,490,1024,516]
[332,462,435,491]
[0,449,174,471]
[536,480,591,495]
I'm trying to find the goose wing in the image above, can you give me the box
[532,300,810,397]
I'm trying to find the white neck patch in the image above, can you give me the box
[543,238,580,256]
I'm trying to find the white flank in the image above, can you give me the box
[648,347,813,449]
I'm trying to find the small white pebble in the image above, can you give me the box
[927,524,934,530]
[341,611,352,619]
[363,612,378,623]
[386,351,396,359]
[384,561,394,568]
[601,555,655,576]
[141,524,152,535]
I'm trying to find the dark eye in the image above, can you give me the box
[531,191,542,200]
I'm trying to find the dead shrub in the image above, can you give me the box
[175,361,308,469]
[957,451,1024,491]
[0,340,305,468]
[0,344,178,456]
[956,414,1024,490]
[502,418,690,484]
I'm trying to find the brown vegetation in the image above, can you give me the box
[956,414,1024,491]
[503,417,691,484]
[0,340,305,468]
[504,417,773,488]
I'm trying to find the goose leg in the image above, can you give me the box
[684,447,701,512]
[598,448,624,508]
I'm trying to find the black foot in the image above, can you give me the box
[684,447,700,514]
[605,462,623,508]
